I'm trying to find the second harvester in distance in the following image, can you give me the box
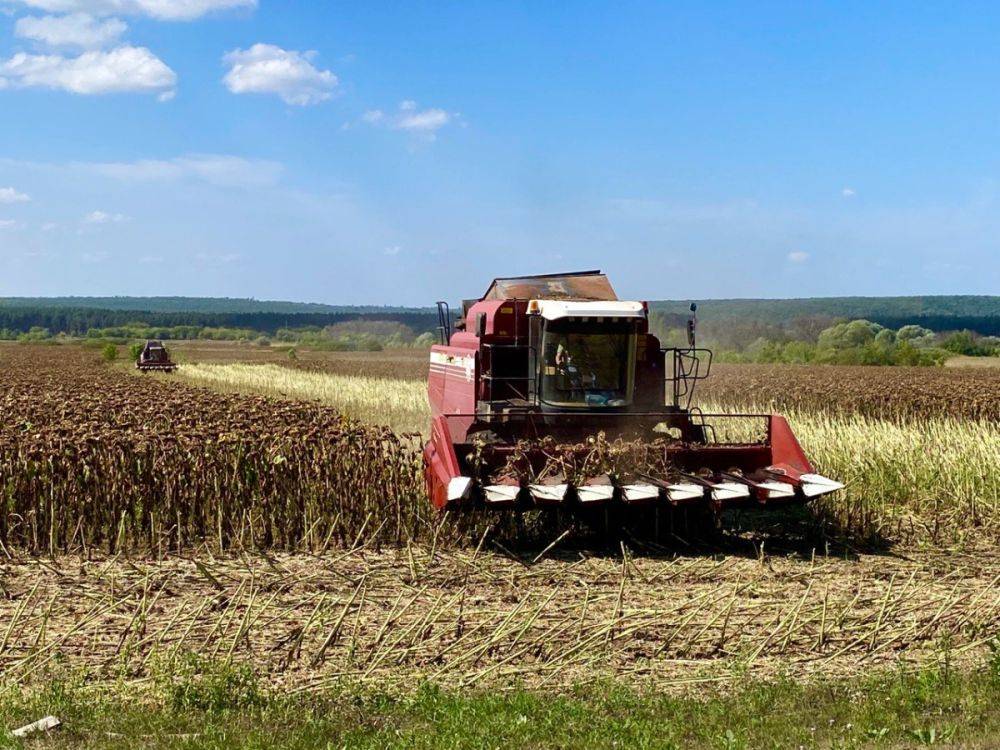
[424,271,843,513]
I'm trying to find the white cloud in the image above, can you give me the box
[0,46,176,99]
[842,187,856,198]
[81,250,110,262]
[83,209,127,223]
[222,44,336,106]
[383,245,401,256]
[787,251,809,263]
[85,154,283,187]
[396,107,449,133]
[0,219,20,229]
[15,13,127,49]
[4,0,256,21]
[138,254,163,263]
[363,100,455,139]
[0,186,31,203]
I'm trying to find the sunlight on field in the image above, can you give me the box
[945,355,1000,368]
[765,407,999,540]
[179,363,430,435]
[177,363,999,542]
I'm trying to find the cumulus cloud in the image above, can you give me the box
[85,153,283,187]
[0,219,20,229]
[0,46,176,99]
[363,100,456,139]
[4,0,256,21]
[395,99,450,132]
[842,187,856,198]
[0,186,31,203]
[223,44,337,106]
[15,13,127,49]
[787,251,809,263]
[83,209,127,223]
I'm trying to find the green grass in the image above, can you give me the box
[3,649,999,749]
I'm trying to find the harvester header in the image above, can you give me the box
[423,271,842,514]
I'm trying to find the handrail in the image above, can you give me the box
[662,347,713,410]
[435,301,453,346]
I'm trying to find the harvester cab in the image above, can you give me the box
[423,270,843,513]
[136,340,177,373]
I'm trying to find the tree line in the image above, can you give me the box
[651,312,1000,366]
[0,307,440,337]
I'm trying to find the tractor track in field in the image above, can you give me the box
[0,546,996,692]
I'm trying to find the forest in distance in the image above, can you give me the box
[1,293,998,364]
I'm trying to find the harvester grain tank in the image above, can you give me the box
[423,271,842,512]
[136,340,177,372]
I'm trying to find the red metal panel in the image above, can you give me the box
[424,415,464,509]
[768,414,814,474]
[427,347,447,417]
[428,344,478,440]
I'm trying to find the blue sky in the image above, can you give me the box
[1,1,998,305]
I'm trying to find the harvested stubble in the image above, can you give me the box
[169,341,431,381]
[0,347,430,554]
[0,547,997,692]
[177,362,429,435]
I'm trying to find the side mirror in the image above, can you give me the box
[687,302,697,347]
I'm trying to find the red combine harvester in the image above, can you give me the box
[423,271,842,514]
[135,340,177,373]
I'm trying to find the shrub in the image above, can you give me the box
[941,330,996,357]
[897,325,935,347]
[101,344,119,362]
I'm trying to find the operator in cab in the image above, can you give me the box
[544,328,631,408]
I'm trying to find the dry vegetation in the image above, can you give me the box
[1,544,997,691]
[1,342,999,698]
[0,346,428,554]
[170,343,1000,420]
[175,359,1000,545]
[167,340,430,380]
[178,362,428,434]
[700,363,1000,421]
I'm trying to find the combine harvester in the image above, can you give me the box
[423,271,842,518]
[135,340,177,373]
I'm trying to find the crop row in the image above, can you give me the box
[0,346,431,554]
[176,361,1000,546]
